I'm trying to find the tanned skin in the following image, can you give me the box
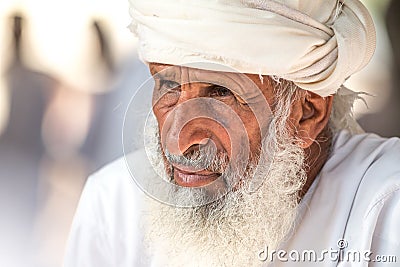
[149,63,333,199]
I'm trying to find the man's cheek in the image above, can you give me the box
[152,104,169,131]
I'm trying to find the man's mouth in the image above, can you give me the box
[173,166,220,187]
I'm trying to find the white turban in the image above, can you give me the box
[128,0,376,97]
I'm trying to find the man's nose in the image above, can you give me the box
[161,94,219,155]
[161,102,213,156]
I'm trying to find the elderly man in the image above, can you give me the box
[65,0,400,266]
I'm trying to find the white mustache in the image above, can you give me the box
[164,144,229,174]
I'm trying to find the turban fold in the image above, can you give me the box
[128,0,376,97]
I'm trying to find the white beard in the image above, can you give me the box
[142,118,307,267]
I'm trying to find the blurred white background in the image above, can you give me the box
[0,0,398,266]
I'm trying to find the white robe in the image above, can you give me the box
[64,130,400,266]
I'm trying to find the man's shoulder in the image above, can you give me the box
[334,130,400,153]
[334,132,400,253]
[85,150,147,200]
[331,130,400,178]
[64,151,147,266]
[319,130,400,214]
[351,132,400,206]
[332,130,400,214]
[291,131,400,255]
[89,149,146,184]
[71,150,147,228]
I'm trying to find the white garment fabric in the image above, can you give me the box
[128,0,376,97]
[64,130,400,266]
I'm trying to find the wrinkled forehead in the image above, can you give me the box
[149,62,269,99]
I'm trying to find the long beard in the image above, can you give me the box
[142,118,306,267]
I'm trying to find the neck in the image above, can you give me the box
[299,126,332,199]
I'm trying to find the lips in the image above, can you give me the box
[173,166,220,187]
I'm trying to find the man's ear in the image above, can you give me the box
[291,91,333,148]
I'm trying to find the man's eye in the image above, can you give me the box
[160,80,180,91]
[155,79,181,108]
[209,86,233,98]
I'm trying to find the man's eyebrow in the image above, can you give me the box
[153,71,177,81]
[204,83,230,90]
[152,70,179,81]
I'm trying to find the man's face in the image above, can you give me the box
[144,63,309,266]
[149,63,274,191]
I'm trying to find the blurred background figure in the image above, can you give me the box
[0,13,54,267]
[0,0,397,267]
[32,18,149,267]
[357,0,400,136]
[0,1,148,266]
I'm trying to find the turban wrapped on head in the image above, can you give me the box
[128,0,376,97]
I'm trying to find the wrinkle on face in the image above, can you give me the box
[150,63,275,188]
